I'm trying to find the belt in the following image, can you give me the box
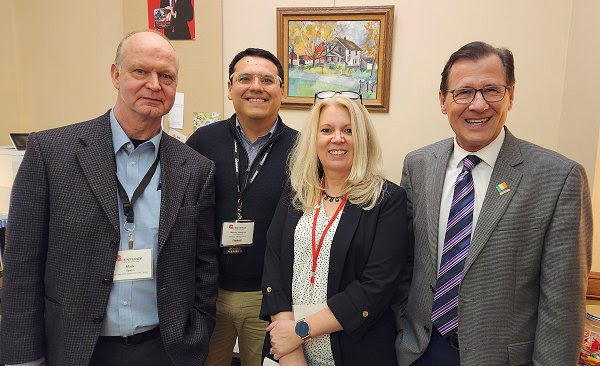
[99,327,160,346]
[448,332,460,350]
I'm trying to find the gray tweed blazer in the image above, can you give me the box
[0,112,219,366]
[394,128,592,366]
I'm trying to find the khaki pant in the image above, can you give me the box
[205,289,267,366]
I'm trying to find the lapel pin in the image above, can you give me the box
[495,182,510,195]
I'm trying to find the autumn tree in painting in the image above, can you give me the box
[363,21,380,78]
[289,21,337,66]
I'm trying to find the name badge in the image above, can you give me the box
[292,303,327,320]
[113,249,153,281]
[221,220,254,247]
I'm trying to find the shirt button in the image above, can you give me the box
[266,287,272,293]
[122,300,129,306]
[362,311,369,318]
[93,316,103,324]
[131,161,136,165]
[127,143,133,150]
[102,278,112,286]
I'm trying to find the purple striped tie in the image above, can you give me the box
[431,155,481,337]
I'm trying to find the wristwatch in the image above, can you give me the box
[294,318,311,341]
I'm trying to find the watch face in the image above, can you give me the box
[295,320,310,338]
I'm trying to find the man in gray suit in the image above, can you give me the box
[395,41,592,365]
[0,30,218,366]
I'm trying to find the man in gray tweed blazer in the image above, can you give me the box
[0,31,218,366]
[395,41,592,365]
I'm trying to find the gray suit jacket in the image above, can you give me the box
[0,112,219,366]
[395,128,592,366]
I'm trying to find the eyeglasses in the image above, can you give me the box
[448,85,511,104]
[314,90,362,105]
[229,73,282,87]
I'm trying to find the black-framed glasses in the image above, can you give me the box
[448,85,511,104]
[314,90,362,105]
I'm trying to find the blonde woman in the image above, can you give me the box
[260,94,410,366]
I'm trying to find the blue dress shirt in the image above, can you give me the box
[235,117,278,164]
[101,109,162,336]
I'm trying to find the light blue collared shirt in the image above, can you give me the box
[235,117,278,164]
[101,109,162,336]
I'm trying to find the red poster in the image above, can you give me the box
[148,0,195,41]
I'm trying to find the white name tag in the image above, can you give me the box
[221,220,254,247]
[292,303,327,320]
[263,357,279,366]
[113,249,153,281]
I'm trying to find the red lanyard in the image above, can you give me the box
[310,178,348,285]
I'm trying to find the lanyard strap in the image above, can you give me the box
[310,178,348,285]
[116,150,161,226]
[233,139,274,219]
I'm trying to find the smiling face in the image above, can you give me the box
[111,32,178,129]
[317,104,354,178]
[227,56,283,126]
[439,54,515,152]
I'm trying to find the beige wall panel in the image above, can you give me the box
[560,0,600,191]
[123,0,224,139]
[1,0,20,146]
[560,0,600,272]
[223,0,573,184]
[13,1,123,132]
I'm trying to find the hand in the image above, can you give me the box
[278,347,307,366]
[267,319,303,360]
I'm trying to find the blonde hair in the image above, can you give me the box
[288,96,385,211]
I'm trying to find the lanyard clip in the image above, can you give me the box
[124,222,135,250]
[236,199,243,220]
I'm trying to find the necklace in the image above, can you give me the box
[322,191,344,202]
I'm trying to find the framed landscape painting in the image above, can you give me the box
[277,6,394,112]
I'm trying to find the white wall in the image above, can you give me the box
[222,0,576,184]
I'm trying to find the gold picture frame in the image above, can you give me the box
[277,6,394,112]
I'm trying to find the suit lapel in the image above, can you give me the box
[464,130,523,273]
[426,141,453,268]
[157,134,190,253]
[76,115,120,234]
[327,203,361,296]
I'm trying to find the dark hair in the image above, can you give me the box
[228,48,284,84]
[440,41,515,94]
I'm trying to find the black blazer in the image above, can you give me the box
[260,180,409,366]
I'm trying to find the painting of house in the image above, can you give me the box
[325,37,362,67]
[286,19,381,100]
[277,6,394,111]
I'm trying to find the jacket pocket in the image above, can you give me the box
[507,340,534,365]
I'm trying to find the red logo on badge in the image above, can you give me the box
[229,224,234,229]
[116,255,122,262]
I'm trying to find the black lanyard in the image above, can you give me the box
[116,150,161,227]
[233,137,274,219]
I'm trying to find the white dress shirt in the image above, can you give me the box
[436,128,505,270]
